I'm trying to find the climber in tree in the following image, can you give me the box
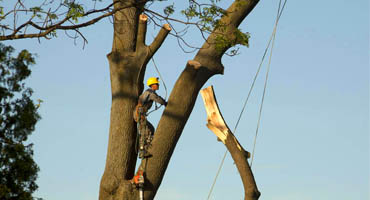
[134,77,167,158]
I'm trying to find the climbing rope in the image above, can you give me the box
[206,32,272,200]
[151,55,168,100]
[206,0,287,199]
[146,51,168,116]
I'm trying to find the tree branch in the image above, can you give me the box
[200,85,260,200]
[194,0,260,74]
[0,2,133,41]
[148,23,171,58]
[144,8,199,26]
[0,28,55,40]
[136,14,148,49]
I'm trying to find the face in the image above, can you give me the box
[151,84,159,90]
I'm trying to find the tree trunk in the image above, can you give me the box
[98,1,140,199]
[99,1,170,200]
[99,0,259,200]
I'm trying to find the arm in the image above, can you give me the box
[149,92,166,105]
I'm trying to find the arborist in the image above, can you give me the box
[134,77,167,158]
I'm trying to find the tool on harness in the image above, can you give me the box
[132,167,145,200]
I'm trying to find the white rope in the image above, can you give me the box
[250,0,287,167]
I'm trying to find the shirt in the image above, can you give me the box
[138,88,166,111]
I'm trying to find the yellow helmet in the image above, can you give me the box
[147,77,159,86]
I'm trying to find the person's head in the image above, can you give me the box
[147,77,160,90]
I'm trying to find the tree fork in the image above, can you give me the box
[99,1,171,197]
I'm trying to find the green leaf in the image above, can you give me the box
[30,7,42,13]
[163,4,175,16]
[234,29,250,47]
[66,2,84,23]
[48,13,58,20]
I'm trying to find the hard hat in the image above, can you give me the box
[147,77,159,86]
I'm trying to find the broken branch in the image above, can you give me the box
[200,85,260,200]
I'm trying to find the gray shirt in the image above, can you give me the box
[138,89,166,111]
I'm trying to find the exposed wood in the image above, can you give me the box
[200,86,260,200]
[187,60,202,70]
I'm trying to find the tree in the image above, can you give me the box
[0,1,261,199]
[0,43,41,200]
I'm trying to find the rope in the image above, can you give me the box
[146,54,168,115]
[206,0,287,199]
[206,30,273,200]
[151,55,168,100]
[250,0,287,167]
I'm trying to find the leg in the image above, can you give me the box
[146,120,155,137]
[138,120,147,158]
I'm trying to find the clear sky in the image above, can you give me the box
[3,0,369,200]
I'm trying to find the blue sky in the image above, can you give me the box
[3,0,369,199]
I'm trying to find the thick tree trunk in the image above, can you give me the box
[99,2,140,199]
[99,1,170,200]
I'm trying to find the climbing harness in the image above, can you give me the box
[132,53,168,199]
[206,0,288,199]
[134,53,168,158]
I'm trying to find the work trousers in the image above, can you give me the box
[138,119,154,138]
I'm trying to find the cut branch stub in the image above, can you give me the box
[140,14,148,22]
[137,14,148,48]
[200,85,260,200]
[187,60,202,70]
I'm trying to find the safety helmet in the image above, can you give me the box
[147,77,159,86]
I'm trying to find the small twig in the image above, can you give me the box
[75,29,88,49]
[64,29,78,40]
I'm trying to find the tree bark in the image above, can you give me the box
[200,86,260,200]
[99,1,170,199]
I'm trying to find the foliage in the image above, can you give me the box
[215,29,250,54]
[177,1,250,55]
[0,0,251,55]
[0,43,41,200]
[66,2,85,23]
